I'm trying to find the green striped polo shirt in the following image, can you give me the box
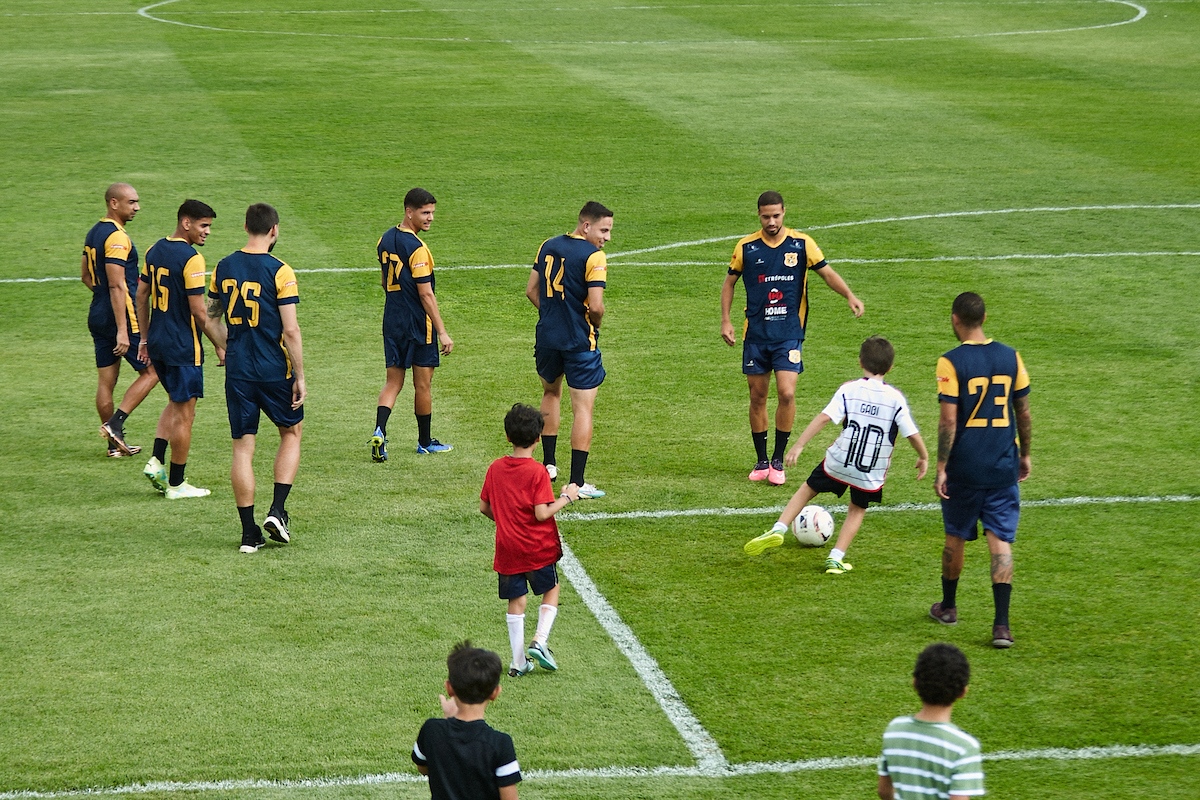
[878,715,985,798]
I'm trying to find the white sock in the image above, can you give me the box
[506,613,527,667]
[772,521,788,534]
[830,548,846,563]
[534,604,558,645]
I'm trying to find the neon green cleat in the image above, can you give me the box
[824,557,854,575]
[744,528,785,556]
[165,482,211,500]
[143,457,168,495]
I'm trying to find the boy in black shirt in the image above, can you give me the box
[412,641,521,800]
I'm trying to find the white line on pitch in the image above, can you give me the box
[560,494,1200,522]
[557,540,729,773]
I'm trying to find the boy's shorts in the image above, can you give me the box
[742,339,804,375]
[152,360,204,403]
[535,347,605,390]
[941,483,1020,543]
[498,564,559,600]
[806,461,883,508]
[225,377,304,438]
[384,334,440,369]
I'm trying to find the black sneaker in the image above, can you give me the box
[239,527,267,554]
[264,509,291,544]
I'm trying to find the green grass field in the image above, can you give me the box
[1,1,1198,798]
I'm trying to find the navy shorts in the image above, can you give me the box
[225,377,304,438]
[941,483,1020,543]
[743,339,804,375]
[92,330,148,371]
[384,334,439,369]
[498,564,559,600]
[806,461,882,508]
[536,347,605,390]
[153,360,204,404]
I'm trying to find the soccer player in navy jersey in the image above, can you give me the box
[370,187,455,461]
[82,183,159,457]
[207,204,306,554]
[721,191,864,486]
[526,201,613,499]
[136,200,220,500]
[931,292,1032,649]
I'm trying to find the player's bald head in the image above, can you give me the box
[105,183,136,203]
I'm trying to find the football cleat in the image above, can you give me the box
[264,509,291,543]
[370,428,388,462]
[100,421,138,456]
[992,625,1015,649]
[748,460,770,481]
[545,463,558,481]
[744,528,785,556]
[107,445,132,458]
[143,457,168,495]
[824,557,854,575]
[508,661,536,678]
[577,483,605,499]
[768,458,786,486]
[416,439,453,454]
[929,602,958,626]
[526,641,557,671]
[164,482,211,500]
[239,527,267,554]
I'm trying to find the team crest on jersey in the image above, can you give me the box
[784,252,798,267]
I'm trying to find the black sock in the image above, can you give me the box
[110,409,130,430]
[570,449,589,486]
[237,505,257,537]
[375,406,391,435]
[153,438,168,463]
[272,483,292,516]
[772,429,791,462]
[942,577,959,609]
[752,431,769,463]
[992,582,1012,627]
[541,435,558,466]
[169,462,186,487]
[416,413,432,447]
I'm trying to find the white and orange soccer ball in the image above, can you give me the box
[793,505,834,547]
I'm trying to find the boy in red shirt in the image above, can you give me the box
[481,404,580,677]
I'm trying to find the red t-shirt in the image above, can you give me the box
[480,456,562,574]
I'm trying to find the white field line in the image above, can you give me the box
[560,493,1200,522]
[3,743,1196,798]
[133,0,1147,44]
[557,540,730,773]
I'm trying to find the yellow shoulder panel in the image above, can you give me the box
[275,263,299,300]
[184,254,207,290]
[936,356,959,397]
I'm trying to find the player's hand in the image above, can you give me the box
[784,444,803,467]
[438,331,454,355]
[561,483,581,503]
[439,694,459,719]
[137,341,149,361]
[215,346,226,367]
[847,295,865,317]
[114,331,129,356]
[1018,455,1032,482]
[915,456,928,481]
[291,377,307,409]
[720,321,736,346]
[934,469,950,500]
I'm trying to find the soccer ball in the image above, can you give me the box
[793,505,834,547]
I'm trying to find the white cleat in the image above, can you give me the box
[164,482,211,500]
[577,483,606,499]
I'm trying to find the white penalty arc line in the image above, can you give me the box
[560,494,1200,522]
[134,0,1146,44]
[3,744,1195,798]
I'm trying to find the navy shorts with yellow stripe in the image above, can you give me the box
[498,564,559,600]
[152,360,204,403]
[536,346,605,390]
[941,482,1020,543]
[225,377,304,439]
[384,333,439,369]
[742,339,804,375]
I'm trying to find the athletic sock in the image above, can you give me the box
[237,505,257,537]
[541,434,558,467]
[110,409,130,430]
[506,613,527,668]
[752,430,769,463]
[534,604,558,646]
[168,461,186,487]
[771,521,788,534]
[992,582,1012,627]
[152,438,168,463]
[830,548,846,563]
[941,577,959,609]
[772,429,792,462]
[272,483,292,516]
[416,413,432,447]
[570,449,589,486]
[375,406,391,436]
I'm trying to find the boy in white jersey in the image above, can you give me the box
[744,337,928,573]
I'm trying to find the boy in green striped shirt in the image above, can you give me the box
[878,643,984,800]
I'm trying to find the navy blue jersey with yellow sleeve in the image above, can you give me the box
[377,226,435,344]
[533,234,607,352]
[937,340,1031,489]
[729,228,827,344]
[209,250,300,383]
[84,218,140,335]
[142,238,207,366]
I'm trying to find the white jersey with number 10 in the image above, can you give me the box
[820,377,919,492]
